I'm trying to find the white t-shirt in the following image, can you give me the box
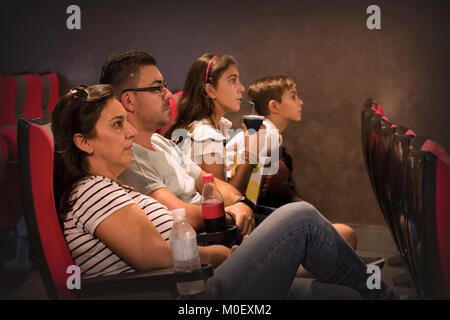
[119,133,203,205]
[179,118,234,179]
[63,175,173,278]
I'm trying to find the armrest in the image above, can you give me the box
[255,204,276,215]
[74,264,214,298]
[197,225,239,246]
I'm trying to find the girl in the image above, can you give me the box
[166,54,256,194]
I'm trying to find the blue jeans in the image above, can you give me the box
[205,202,396,299]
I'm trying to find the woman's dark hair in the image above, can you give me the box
[51,84,115,220]
[165,53,237,139]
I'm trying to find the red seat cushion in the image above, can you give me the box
[0,75,17,126]
[28,123,75,299]
[23,74,44,120]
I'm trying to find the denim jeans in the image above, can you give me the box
[205,202,396,299]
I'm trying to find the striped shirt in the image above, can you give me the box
[63,175,173,278]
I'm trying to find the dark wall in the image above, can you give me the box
[2,0,449,226]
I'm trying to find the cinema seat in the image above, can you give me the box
[18,118,213,299]
[361,98,449,299]
[41,73,60,114]
[387,126,416,264]
[39,73,59,122]
[0,127,21,230]
[402,137,450,299]
[0,75,17,127]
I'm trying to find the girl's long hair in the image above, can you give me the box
[165,53,237,140]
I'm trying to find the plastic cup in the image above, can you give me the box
[243,115,264,132]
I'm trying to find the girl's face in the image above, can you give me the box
[86,98,137,177]
[208,64,245,115]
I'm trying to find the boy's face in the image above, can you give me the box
[277,86,303,123]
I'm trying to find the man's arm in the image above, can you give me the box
[148,187,205,231]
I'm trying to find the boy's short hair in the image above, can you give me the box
[248,76,296,116]
[99,51,157,97]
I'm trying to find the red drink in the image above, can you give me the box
[201,174,226,233]
[201,200,226,233]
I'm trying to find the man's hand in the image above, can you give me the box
[224,202,255,236]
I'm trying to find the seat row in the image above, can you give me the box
[0,73,60,277]
[361,99,450,299]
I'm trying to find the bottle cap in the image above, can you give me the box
[171,208,186,219]
[202,173,214,183]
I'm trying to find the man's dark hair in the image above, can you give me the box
[99,51,157,97]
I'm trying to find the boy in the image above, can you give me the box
[226,76,303,208]
[228,75,385,270]
[248,75,303,207]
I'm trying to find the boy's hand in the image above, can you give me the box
[278,160,292,181]
[260,175,273,196]
[229,235,249,256]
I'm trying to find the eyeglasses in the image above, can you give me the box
[69,86,88,101]
[121,81,168,96]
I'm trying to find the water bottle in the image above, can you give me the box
[169,208,204,295]
[201,174,226,233]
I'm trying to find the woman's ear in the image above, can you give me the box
[73,133,93,155]
[268,99,279,115]
[204,83,216,100]
[120,93,135,113]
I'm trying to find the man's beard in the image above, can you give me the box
[156,101,171,128]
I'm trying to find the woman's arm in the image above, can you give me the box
[94,203,174,271]
[95,203,233,270]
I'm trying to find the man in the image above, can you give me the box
[99,51,255,235]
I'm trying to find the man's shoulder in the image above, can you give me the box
[151,133,177,150]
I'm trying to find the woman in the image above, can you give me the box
[51,84,395,299]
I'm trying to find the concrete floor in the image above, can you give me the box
[0,224,419,300]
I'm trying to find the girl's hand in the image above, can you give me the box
[241,123,266,164]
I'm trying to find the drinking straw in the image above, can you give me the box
[249,101,255,115]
